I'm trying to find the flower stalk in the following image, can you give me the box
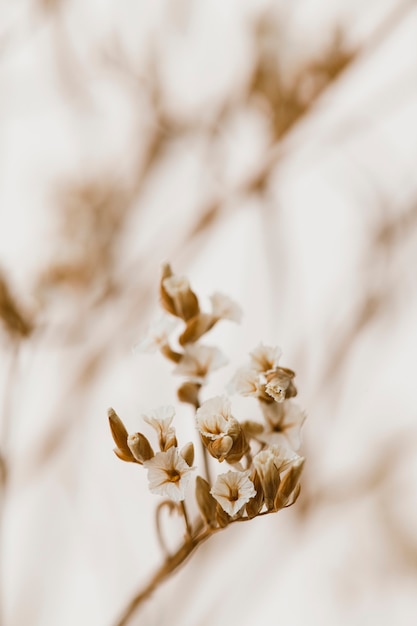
[109,264,307,626]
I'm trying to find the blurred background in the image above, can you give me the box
[1,0,417,624]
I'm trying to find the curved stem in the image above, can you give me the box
[114,523,208,626]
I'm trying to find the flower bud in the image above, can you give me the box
[177,381,201,408]
[160,264,200,321]
[108,408,136,463]
[127,432,154,463]
[274,457,305,509]
[180,442,195,467]
[195,476,217,527]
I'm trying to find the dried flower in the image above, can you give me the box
[260,401,306,451]
[160,263,199,321]
[210,292,242,323]
[143,447,195,502]
[228,367,261,397]
[253,445,299,510]
[196,396,247,463]
[174,344,227,383]
[143,406,178,451]
[264,367,297,402]
[249,343,282,373]
[133,316,178,354]
[127,433,154,463]
[210,470,256,517]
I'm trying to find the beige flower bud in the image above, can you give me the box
[108,408,136,463]
[274,457,305,510]
[179,313,217,345]
[264,367,297,402]
[195,476,217,527]
[245,470,264,519]
[160,264,200,321]
[216,503,230,528]
[206,435,234,462]
[180,442,195,467]
[177,381,201,408]
[253,449,281,510]
[225,430,249,464]
[127,433,154,463]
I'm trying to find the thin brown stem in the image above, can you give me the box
[114,522,207,626]
[113,509,278,626]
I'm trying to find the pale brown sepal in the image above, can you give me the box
[160,344,182,363]
[159,263,177,317]
[206,435,233,462]
[177,382,201,408]
[245,470,264,519]
[195,476,217,528]
[113,447,138,463]
[127,433,154,463]
[179,313,217,345]
[274,458,305,509]
[216,502,230,528]
[241,420,264,440]
[225,430,250,464]
[108,408,135,461]
[180,442,195,467]
[160,264,200,321]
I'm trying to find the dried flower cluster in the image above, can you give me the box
[109,264,306,626]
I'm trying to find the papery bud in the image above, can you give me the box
[206,435,234,462]
[177,381,201,408]
[180,442,195,466]
[127,433,154,463]
[216,502,230,528]
[274,457,305,510]
[108,408,136,463]
[195,476,217,527]
[179,313,216,345]
[160,344,182,363]
[245,470,264,519]
[160,264,200,321]
[241,420,264,440]
[253,449,281,510]
[225,430,249,464]
[264,367,297,402]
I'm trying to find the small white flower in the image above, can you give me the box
[143,447,195,502]
[210,470,256,517]
[249,343,282,373]
[254,444,299,475]
[210,292,242,323]
[260,401,306,451]
[196,396,235,440]
[142,405,177,451]
[174,344,228,383]
[228,367,261,397]
[133,316,177,354]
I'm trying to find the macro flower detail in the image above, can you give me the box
[264,367,296,402]
[174,344,227,383]
[143,447,195,502]
[249,343,282,373]
[260,401,306,451]
[109,263,307,625]
[228,367,261,397]
[196,396,248,463]
[143,405,178,451]
[253,445,300,510]
[160,263,200,321]
[210,292,242,323]
[210,470,256,517]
